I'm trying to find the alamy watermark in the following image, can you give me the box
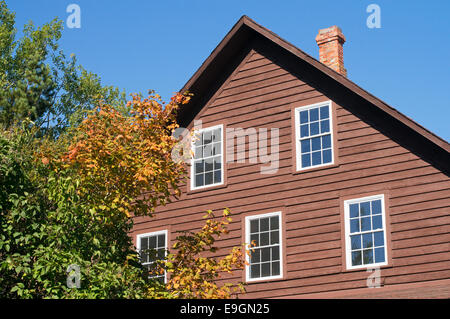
[366,4,381,29]
[367,267,382,288]
[66,264,81,288]
[66,4,81,29]
[171,120,280,174]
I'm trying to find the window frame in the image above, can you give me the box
[136,229,168,283]
[294,100,335,171]
[343,194,389,270]
[190,124,224,191]
[245,211,283,282]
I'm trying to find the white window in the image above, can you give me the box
[294,101,334,170]
[344,195,388,270]
[136,230,167,283]
[245,212,283,281]
[191,124,224,190]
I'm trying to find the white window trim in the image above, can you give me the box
[344,194,388,270]
[136,229,168,283]
[190,124,224,191]
[294,100,335,171]
[245,211,283,282]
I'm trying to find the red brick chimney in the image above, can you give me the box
[315,26,347,77]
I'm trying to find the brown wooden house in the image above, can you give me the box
[131,16,450,298]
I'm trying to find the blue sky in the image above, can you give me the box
[8,0,450,141]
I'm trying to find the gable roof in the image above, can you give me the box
[177,15,450,174]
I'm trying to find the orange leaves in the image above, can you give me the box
[49,91,191,220]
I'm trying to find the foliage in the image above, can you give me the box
[55,92,189,218]
[0,0,248,299]
[161,209,248,299]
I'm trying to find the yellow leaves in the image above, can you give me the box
[162,209,246,299]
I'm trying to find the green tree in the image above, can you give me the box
[0,0,125,136]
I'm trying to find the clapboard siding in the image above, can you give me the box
[131,46,450,298]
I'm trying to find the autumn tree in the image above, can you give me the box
[161,209,247,299]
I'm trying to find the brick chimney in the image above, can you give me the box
[315,26,347,77]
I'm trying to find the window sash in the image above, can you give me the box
[344,195,388,270]
[295,101,334,170]
[190,125,224,190]
[245,212,283,281]
[137,230,168,282]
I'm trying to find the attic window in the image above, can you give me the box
[294,101,334,171]
[191,124,224,190]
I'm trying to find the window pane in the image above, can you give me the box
[374,231,384,247]
[195,160,204,174]
[213,170,221,183]
[260,218,269,232]
[372,200,382,215]
[149,236,156,249]
[213,157,221,170]
[203,131,212,144]
[270,216,279,230]
[322,135,331,149]
[204,172,213,185]
[352,251,362,266]
[310,108,319,121]
[250,219,259,233]
[140,250,149,264]
[203,144,212,157]
[372,215,382,230]
[350,204,359,218]
[320,105,329,119]
[351,234,361,250]
[261,247,270,262]
[212,128,221,142]
[250,234,259,246]
[320,120,330,133]
[312,151,321,165]
[250,248,260,263]
[323,149,332,164]
[361,217,371,231]
[311,136,321,151]
[272,261,280,276]
[300,124,309,137]
[212,142,221,155]
[375,247,385,263]
[360,202,371,216]
[301,139,310,153]
[141,237,148,250]
[157,248,165,259]
[272,246,280,260]
[250,264,260,279]
[363,249,374,264]
[205,158,213,172]
[157,234,165,248]
[302,153,311,167]
[362,233,373,248]
[270,231,279,245]
[300,110,308,124]
[260,232,269,246]
[310,122,319,135]
[261,262,271,277]
[350,219,360,233]
[195,174,203,187]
